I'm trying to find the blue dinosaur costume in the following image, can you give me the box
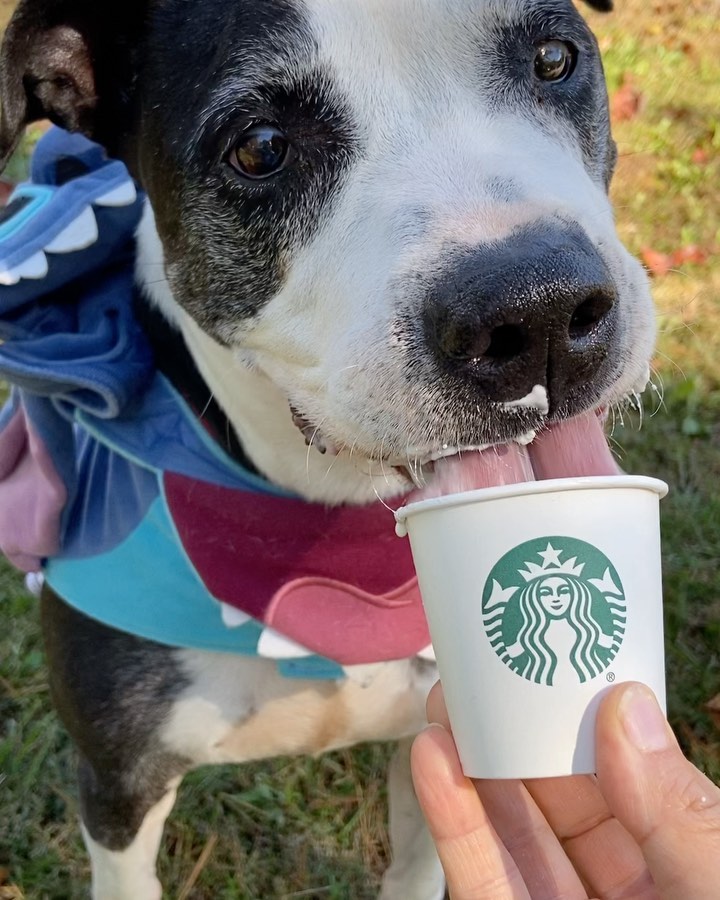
[0,128,431,679]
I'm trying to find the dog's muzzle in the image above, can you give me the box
[422,223,617,415]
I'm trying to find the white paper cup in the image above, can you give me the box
[395,476,668,779]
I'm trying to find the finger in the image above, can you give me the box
[427,682,599,897]
[411,724,530,899]
[475,778,588,899]
[596,682,720,900]
[524,775,654,899]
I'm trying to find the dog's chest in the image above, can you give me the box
[161,650,438,764]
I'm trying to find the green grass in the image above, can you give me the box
[1,0,720,896]
[587,0,720,386]
[3,125,44,183]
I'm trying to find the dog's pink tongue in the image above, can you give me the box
[528,410,619,479]
[412,410,619,501]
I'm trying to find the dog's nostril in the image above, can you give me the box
[438,321,492,361]
[485,324,527,360]
[568,291,614,339]
[437,322,528,362]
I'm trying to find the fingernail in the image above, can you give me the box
[619,684,672,753]
[424,721,449,734]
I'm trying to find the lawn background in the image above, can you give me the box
[1,0,719,897]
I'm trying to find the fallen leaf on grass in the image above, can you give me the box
[610,73,644,123]
[671,245,707,266]
[706,694,720,731]
[641,244,708,276]
[641,247,674,276]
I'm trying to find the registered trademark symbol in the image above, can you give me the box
[606,672,616,683]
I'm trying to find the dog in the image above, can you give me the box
[0,0,656,897]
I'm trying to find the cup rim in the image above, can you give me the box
[395,475,669,527]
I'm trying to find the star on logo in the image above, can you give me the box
[519,544,584,582]
[538,543,563,567]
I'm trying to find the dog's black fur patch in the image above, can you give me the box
[41,588,191,850]
[485,0,616,187]
[135,0,362,339]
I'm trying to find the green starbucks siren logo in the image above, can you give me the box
[482,537,626,686]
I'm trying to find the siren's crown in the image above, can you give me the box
[519,543,585,583]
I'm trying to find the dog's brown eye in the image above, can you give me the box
[229,125,291,179]
[534,40,576,82]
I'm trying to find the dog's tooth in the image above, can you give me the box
[220,602,251,628]
[0,250,49,285]
[256,627,313,659]
[24,572,45,597]
[416,644,436,662]
[44,206,99,254]
[94,181,137,207]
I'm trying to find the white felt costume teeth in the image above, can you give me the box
[256,627,313,659]
[219,602,252,628]
[24,571,45,597]
[0,250,49,285]
[416,644,436,662]
[45,206,99,254]
[94,181,137,208]
[0,180,137,285]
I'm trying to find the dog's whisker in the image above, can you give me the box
[305,432,315,482]
[615,403,625,428]
[300,416,329,480]
[137,278,172,287]
[370,477,396,513]
[652,347,687,381]
[608,404,617,438]
[632,391,645,431]
[198,391,216,422]
[647,367,667,417]
[321,447,344,482]
[377,438,393,487]
[608,431,626,463]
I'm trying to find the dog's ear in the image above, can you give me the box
[0,0,148,168]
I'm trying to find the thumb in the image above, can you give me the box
[596,682,720,899]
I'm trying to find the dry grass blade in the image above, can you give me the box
[176,832,218,900]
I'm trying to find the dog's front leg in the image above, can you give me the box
[379,737,446,900]
[80,769,181,900]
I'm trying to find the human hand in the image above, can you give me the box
[411,682,720,899]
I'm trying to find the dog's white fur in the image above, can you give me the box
[139,0,653,506]
[116,0,656,896]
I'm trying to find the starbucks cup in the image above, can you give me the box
[395,476,668,779]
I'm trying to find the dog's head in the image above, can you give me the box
[1,0,653,498]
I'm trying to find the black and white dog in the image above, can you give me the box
[0,0,655,897]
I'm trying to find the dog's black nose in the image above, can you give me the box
[423,224,618,412]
